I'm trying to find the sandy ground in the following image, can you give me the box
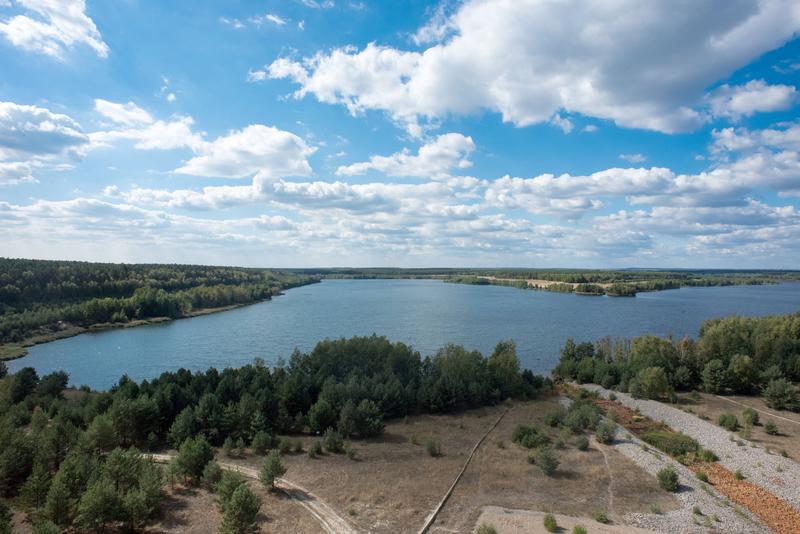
[475,506,659,534]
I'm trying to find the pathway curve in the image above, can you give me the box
[148,453,359,534]
[712,395,800,427]
[593,437,616,515]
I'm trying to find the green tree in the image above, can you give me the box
[259,450,286,490]
[168,407,198,448]
[634,367,672,399]
[216,471,245,511]
[488,340,524,399]
[220,484,260,534]
[44,472,73,527]
[20,461,51,509]
[11,367,39,403]
[702,360,726,394]
[175,436,214,481]
[337,400,357,437]
[84,414,117,452]
[323,429,344,453]
[727,354,757,394]
[763,378,799,411]
[122,489,152,531]
[308,398,337,434]
[76,479,121,533]
[354,399,384,437]
[0,499,11,534]
[535,446,559,476]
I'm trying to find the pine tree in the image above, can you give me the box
[20,461,51,509]
[259,450,286,490]
[220,484,260,534]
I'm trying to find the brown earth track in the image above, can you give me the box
[690,462,800,534]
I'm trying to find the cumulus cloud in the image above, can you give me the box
[619,153,646,163]
[0,101,89,158]
[175,124,316,180]
[335,133,474,178]
[707,80,797,119]
[94,99,154,126]
[0,160,38,186]
[0,0,108,59]
[269,0,800,134]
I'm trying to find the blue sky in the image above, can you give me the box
[1,0,800,268]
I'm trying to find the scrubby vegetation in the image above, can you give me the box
[553,311,800,411]
[0,334,548,531]
[657,465,679,492]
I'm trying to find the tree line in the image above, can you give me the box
[553,311,800,411]
[0,335,547,532]
[0,258,318,344]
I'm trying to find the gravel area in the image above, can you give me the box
[582,384,800,512]
[561,395,769,533]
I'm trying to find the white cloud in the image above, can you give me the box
[707,80,797,119]
[0,101,88,158]
[0,0,108,59]
[175,124,316,180]
[550,114,574,134]
[264,14,286,26]
[0,160,38,186]
[619,153,646,163]
[247,68,268,83]
[269,0,800,134]
[335,133,474,178]
[711,122,800,153]
[299,0,334,8]
[583,124,598,133]
[90,115,205,152]
[94,99,154,126]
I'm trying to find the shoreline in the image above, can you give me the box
[0,298,275,362]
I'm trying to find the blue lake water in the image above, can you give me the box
[8,279,800,390]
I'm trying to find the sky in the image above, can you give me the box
[1,0,800,268]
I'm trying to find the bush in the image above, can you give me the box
[742,407,759,427]
[764,379,799,411]
[223,436,237,458]
[216,471,245,510]
[476,524,498,534]
[573,526,587,534]
[640,430,698,457]
[250,431,272,455]
[277,437,292,455]
[594,510,609,523]
[717,413,739,431]
[543,513,558,532]
[657,465,679,492]
[202,461,223,490]
[734,470,745,480]
[764,421,779,435]
[698,448,718,462]
[176,436,214,481]
[544,410,564,427]
[535,446,559,476]
[595,421,616,445]
[308,441,322,458]
[563,401,600,433]
[576,435,590,451]
[426,439,442,457]
[696,470,709,483]
[512,424,550,449]
[323,429,344,453]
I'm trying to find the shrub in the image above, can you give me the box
[202,461,223,490]
[650,504,662,514]
[543,513,558,532]
[764,421,779,435]
[426,439,442,457]
[764,379,799,411]
[734,470,745,480]
[595,421,616,445]
[216,471,245,511]
[573,526,587,534]
[563,401,600,433]
[535,446,559,476]
[696,470,708,483]
[308,441,322,458]
[693,505,702,515]
[277,437,292,455]
[292,439,303,454]
[594,510,609,523]
[176,436,214,481]
[476,524,498,534]
[576,435,590,451]
[345,444,357,460]
[640,429,698,457]
[742,407,759,427]
[608,392,617,401]
[250,431,272,455]
[717,413,739,431]
[323,429,344,454]
[697,448,718,462]
[657,465,679,492]
[512,424,550,449]
[544,410,564,427]
[527,452,536,464]
[223,436,237,458]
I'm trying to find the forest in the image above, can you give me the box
[0,258,318,349]
[553,311,800,411]
[0,335,547,532]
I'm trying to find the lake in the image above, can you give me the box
[8,279,800,390]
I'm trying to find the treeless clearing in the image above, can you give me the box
[474,506,659,534]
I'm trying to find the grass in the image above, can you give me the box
[593,510,609,523]
[543,513,558,532]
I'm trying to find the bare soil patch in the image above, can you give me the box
[474,506,658,534]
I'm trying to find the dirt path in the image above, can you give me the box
[418,407,510,534]
[713,394,800,427]
[148,453,358,534]
[593,438,616,515]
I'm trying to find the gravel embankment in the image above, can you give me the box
[582,384,800,512]
[559,396,768,533]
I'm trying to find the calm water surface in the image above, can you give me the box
[9,279,800,390]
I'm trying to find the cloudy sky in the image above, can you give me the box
[1,0,800,268]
